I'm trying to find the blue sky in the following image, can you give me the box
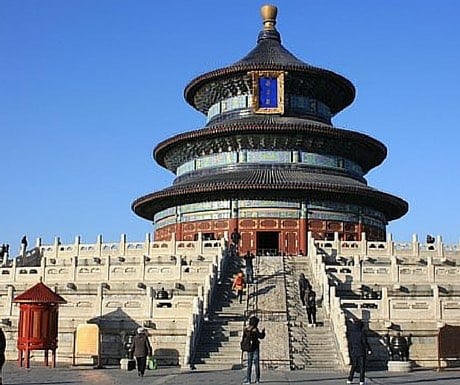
[1,0,459,252]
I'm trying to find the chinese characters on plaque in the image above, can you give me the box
[251,71,285,114]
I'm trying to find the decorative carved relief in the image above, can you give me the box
[282,220,297,228]
[197,222,210,230]
[214,220,229,229]
[309,220,325,230]
[327,221,342,231]
[260,220,277,228]
[240,220,256,228]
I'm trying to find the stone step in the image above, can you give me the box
[293,355,340,362]
[151,329,188,336]
[291,340,336,347]
[200,323,243,332]
[200,330,242,338]
[293,351,339,359]
[191,362,242,371]
[195,342,242,351]
[194,351,242,360]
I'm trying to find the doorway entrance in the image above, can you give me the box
[256,231,279,256]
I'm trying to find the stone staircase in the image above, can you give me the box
[284,255,342,370]
[192,253,343,372]
[191,252,246,370]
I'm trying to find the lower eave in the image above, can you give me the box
[132,183,408,223]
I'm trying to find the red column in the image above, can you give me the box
[358,222,363,241]
[175,222,183,241]
[299,218,307,255]
[229,219,238,239]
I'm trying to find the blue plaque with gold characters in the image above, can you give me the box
[251,71,285,114]
[259,77,278,108]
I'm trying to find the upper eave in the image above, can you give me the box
[184,62,355,116]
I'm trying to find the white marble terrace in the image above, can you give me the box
[0,233,227,366]
[307,232,460,367]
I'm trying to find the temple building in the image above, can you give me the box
[132,5,408,255]
[1,6,458,370]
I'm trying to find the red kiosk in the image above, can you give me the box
[13,281,67,368]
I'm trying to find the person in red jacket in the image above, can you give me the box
[232,271,245,303]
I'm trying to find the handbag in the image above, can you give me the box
[147,356,157,370]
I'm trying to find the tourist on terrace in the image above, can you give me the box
[243,251,255,284]
[231,228,241,247]
[0,327,5,385]
[304,288,317,327]
[0,245,5,264]
[298,273,311,306]
[242,316,265,384]
[346,318,372,385]
[130,327,152,377]
[21,235,28,254]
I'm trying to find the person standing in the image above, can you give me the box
[347,318,372,385]
[232,271,245,304]
[230,228,241,247]
[243,251,255,284]
[243,316,265,384]
[304,288,317,327]
[21,235,28,254]
[130,327,152,377]
[298,273,311,306]
[0,327,6,385]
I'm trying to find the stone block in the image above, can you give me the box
[387,360,412,372]
[120,358,136,371]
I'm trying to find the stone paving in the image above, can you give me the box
[3,363,460,385]
[252,256,290,369]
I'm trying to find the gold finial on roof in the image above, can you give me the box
[261,4,278,30]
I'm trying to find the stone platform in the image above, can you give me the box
[2,362,460,385]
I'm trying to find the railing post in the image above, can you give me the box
[381,286,389,320]
[387,233,394,256]
[144,232,151,256]
[437,235,444,258]
[412,234,420,257]
[120,233,126,256]
[432,284,440,321]
[97,235,103,258]
[74,235,81,257]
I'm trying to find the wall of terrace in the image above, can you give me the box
[0,235,228,367]
[306,232,460,368]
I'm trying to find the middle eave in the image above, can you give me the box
[154,116,387,174]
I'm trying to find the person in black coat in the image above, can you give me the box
[347,318,371,385]
[304,288,317,327]
[230,229,241,246]
[243,251,255,284]
[243,316,266,384]
[298,273,311,306]
[130,327,153,377]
